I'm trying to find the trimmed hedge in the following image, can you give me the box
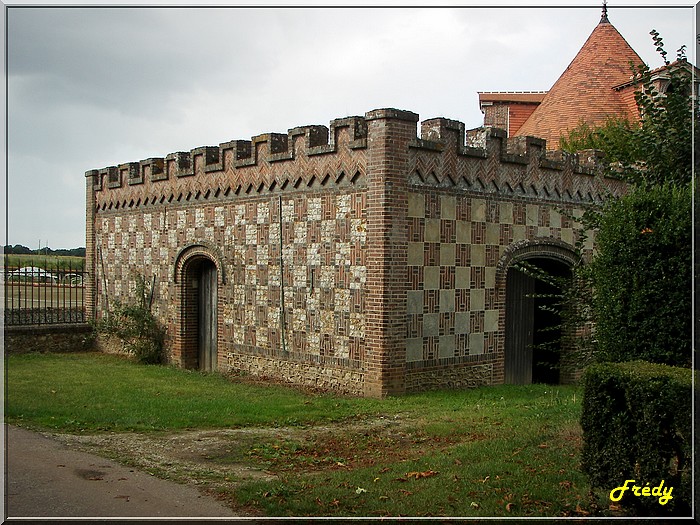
[580,361,692,516]
[591,183,691,367]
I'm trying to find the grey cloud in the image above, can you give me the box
[6,5,694,249]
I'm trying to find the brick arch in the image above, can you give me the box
[494,238,580,325]
[171,243,225,369]
[173,242,226,285]
[495,238,580,385]
[497,238,580,277]
[494,238,580,343]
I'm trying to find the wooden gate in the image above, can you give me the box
[504,256,572,385]
[504,265,535,385]
[198,260,218,372]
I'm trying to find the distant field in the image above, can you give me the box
[5,254,85,271]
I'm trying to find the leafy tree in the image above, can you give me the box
[550,32,693,369]
[52,247,86,257]
[4,244,32,255]
[560,116,638,165]
[3,245,85,256]
[631,32,695,186]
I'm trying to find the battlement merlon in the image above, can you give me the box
[85,107,620,192]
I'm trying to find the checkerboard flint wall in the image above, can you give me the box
[85,108,626,397]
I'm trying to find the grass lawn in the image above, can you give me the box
[5,352,387,431]
[6,352,610,518]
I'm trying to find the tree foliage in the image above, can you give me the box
[560,117,638,165]
[552,32,693,369]
[3,244,86,257]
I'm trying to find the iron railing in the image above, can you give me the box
[4,261,87,325]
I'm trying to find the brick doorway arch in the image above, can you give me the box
[498,240,579,385]
[174,244,225,371]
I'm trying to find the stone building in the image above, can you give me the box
[85,108,625,397]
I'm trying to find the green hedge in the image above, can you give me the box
[580,361,692,516]
[591,183,691,367]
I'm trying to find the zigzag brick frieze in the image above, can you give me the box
[87,111,624,214]
[409,119,625,204]
[87,116,369,213]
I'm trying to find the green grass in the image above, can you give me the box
[235,388,598,517]
[5,352,387,432]
[5,254,84,271]
[5,352,609,518]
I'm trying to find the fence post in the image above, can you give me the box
[85,170,99,322]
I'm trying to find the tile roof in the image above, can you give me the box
[514,17,644,149]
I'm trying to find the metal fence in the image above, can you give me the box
[4,262,87,325]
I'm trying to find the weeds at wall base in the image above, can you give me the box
[95,274,165,365]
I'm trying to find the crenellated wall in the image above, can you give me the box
[87,116,368,210]
[86,108,626,397]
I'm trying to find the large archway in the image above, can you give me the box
[500,241,578,385]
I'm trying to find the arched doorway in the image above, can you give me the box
[176,245,223,372]
[502,244,576,385]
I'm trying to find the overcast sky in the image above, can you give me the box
[4,1,696,250]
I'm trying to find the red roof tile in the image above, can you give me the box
[515,18,644,149]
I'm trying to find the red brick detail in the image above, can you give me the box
[364,109,419,397]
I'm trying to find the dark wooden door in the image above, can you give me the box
[504,266,535,384]
[198,261,218,372]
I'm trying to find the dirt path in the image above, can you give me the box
[52,426,292,487]
[7,414,421,518]
[52,415,408,472]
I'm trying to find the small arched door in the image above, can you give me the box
[197,260,218,372]
[504,256,572,385]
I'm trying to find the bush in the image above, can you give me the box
[580,361,691,515]
[560,116,638,165]
[97,275,165,364]
[590,183,691,367]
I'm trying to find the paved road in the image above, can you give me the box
[5,425,243,519]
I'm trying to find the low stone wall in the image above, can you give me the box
[225,354,365,396]
[404,359,495,392]
[92,333,129,355]
[5,323,94,354]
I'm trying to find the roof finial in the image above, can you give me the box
[600,0,610,23]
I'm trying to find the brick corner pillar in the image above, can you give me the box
[84,169,99,322]
[363,108,418,398]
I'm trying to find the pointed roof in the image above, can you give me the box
[514,12,644,149]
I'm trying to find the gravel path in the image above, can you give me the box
[5,424,244,519]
